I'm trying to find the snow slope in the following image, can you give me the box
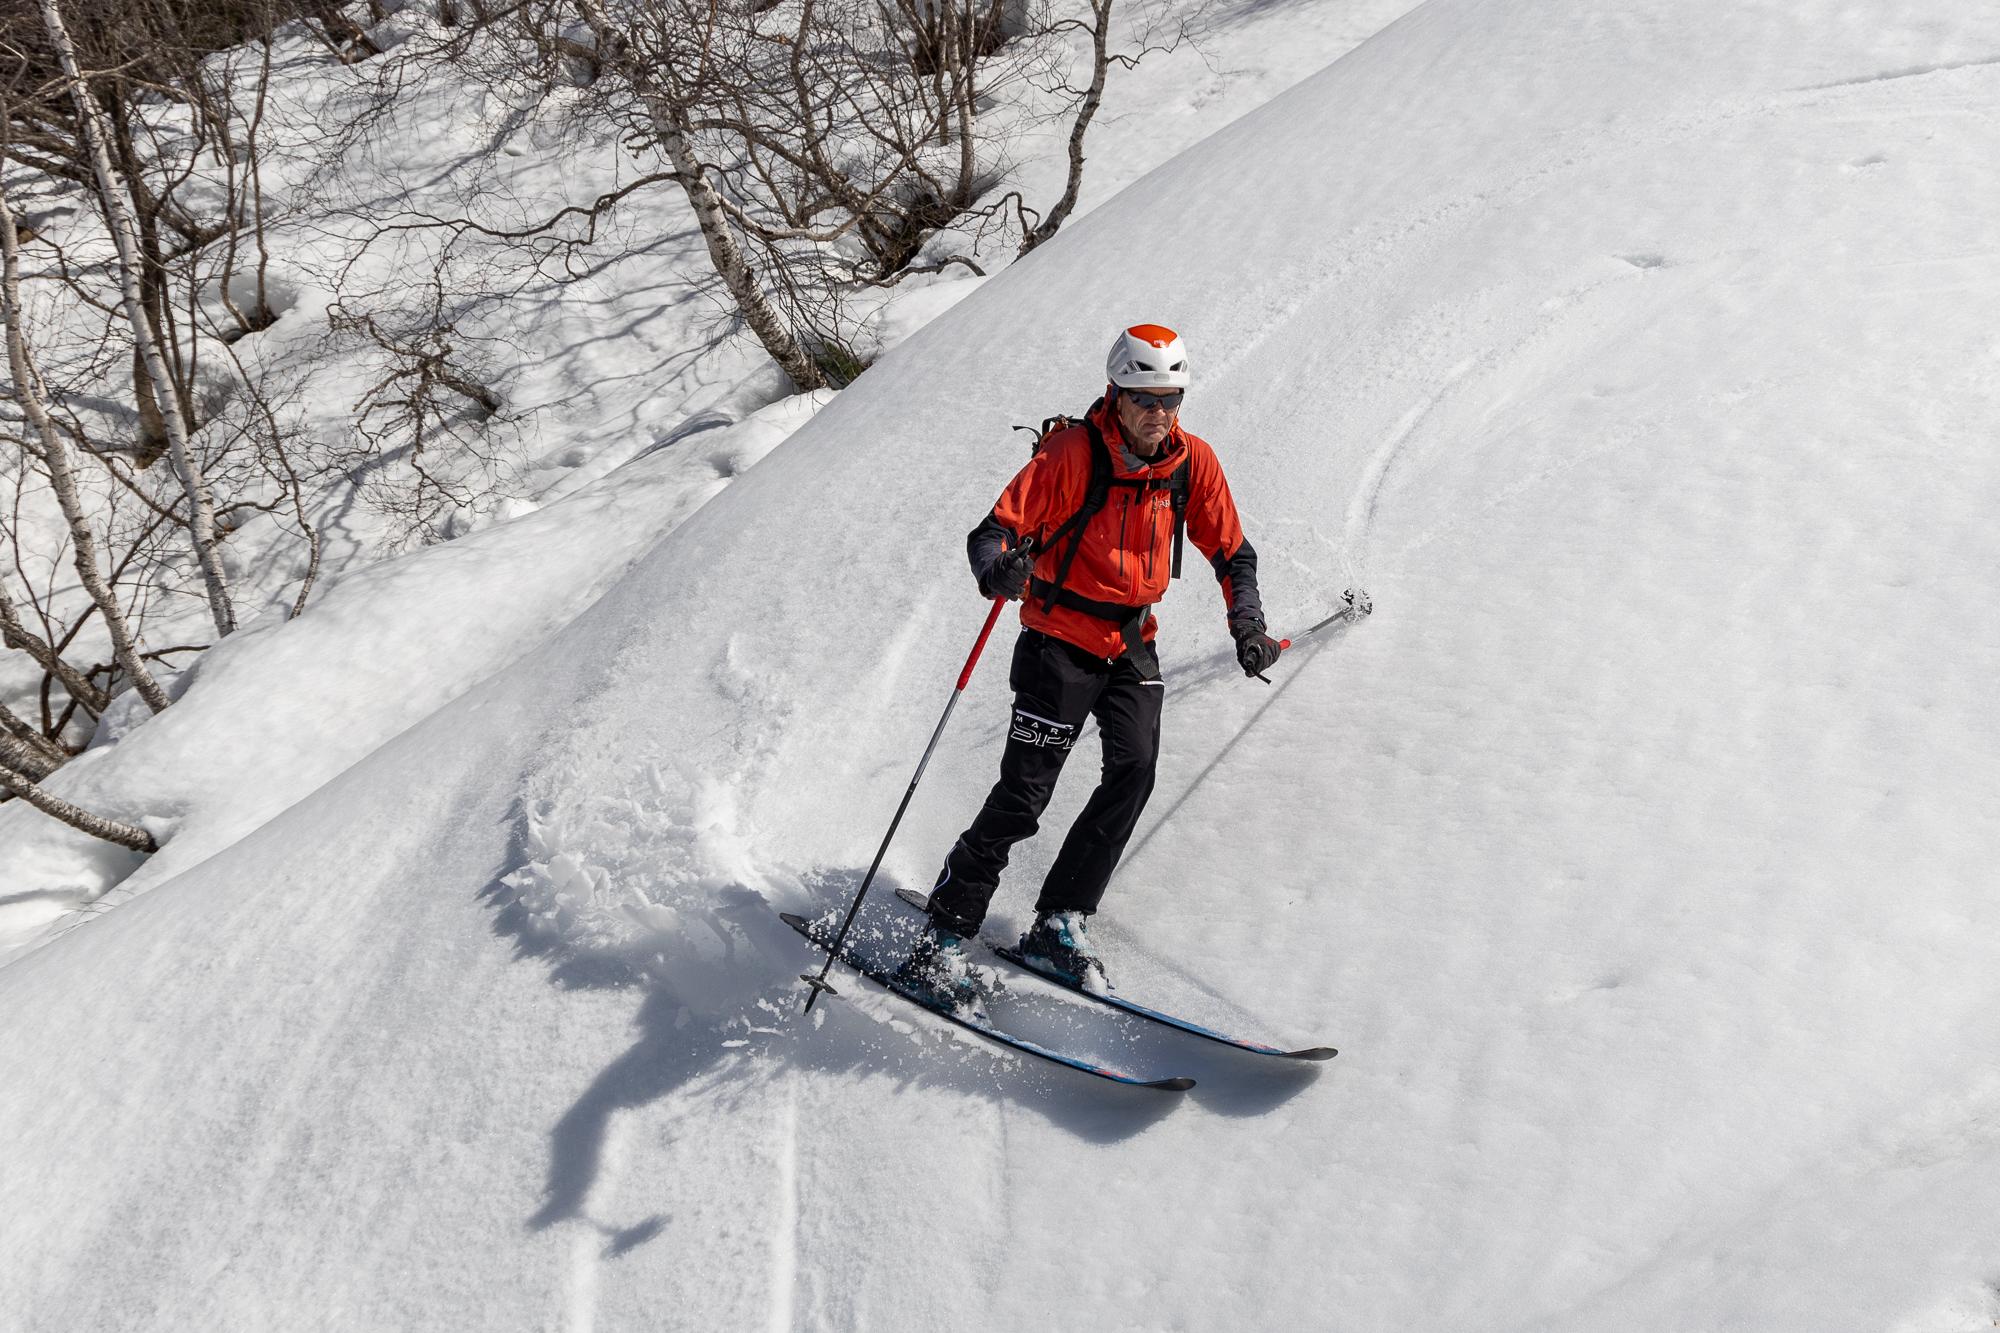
[0,0,1420,950]
[9,1,2000,1329]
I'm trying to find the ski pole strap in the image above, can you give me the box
[1026,579,1161,681]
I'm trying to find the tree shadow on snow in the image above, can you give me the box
[483,863,1324,1241]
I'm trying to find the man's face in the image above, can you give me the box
[1115,387,1183,456]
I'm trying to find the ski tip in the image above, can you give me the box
[1146,1077,1198,1091]
[780,912,811,930]
[1286,1047,1339,1061]
[894,886,932,913]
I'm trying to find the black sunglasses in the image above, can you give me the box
[1124,389,1184,411]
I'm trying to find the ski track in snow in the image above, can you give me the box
[562,1112,625,1333]
[565,1227,599,1333]
[1799,52,2000,90]
[768,1078,799,1333]
[1340,356,1481,581]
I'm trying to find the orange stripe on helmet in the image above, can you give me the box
[1126,323,1178,348]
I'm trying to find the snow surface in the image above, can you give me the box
[9,0,2000,1329]
[0,0,1419,947]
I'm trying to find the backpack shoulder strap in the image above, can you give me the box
[1169,458,1190,579]
[1039,419,1113,613]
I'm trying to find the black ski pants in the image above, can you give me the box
[927,628,1163,937]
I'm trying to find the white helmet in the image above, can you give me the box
[1105,324,1190,390]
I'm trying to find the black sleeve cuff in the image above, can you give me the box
[967,510,1017,596]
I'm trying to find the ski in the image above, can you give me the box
[892,887,1335,1062]
[781,913,1196,1092]
[987,943,1338,1062]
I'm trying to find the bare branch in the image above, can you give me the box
[0,758,156,851]
[0,569,109,716]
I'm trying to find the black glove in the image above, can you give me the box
[1230,616,1282,678]
[984,544,1036,600]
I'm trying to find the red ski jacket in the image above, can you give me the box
[970,395,1264,660]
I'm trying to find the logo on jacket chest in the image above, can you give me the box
[1111,490,1169,518]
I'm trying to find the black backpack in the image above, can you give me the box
[1015,402,1189,615]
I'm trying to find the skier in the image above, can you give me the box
[897,324,1282,1015]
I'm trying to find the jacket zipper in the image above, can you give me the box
[1118,493,1130,583]
[1144,490,1158,580]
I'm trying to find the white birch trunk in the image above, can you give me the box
[573,0,825,392]
[0,185,173,714]
[0,697,69,780]
[35,0,237,636]
[1020,0,1111,254]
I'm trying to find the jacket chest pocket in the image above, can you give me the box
[1103,489,1171,586]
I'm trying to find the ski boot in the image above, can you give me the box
[892,921,991,1022]
[1018,910,1112,995]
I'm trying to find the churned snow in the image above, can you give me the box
[8,0,2000,1330]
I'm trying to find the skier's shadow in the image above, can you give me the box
[487,870,1214,1241]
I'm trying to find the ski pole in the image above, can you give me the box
[1279,586,1371,649]
[800,561,1026,1014]
[1255,587,1372,683]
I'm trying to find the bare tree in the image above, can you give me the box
[0,0,323,849]
[1016,0,1110,253]
[442,0,1189,381]
[0,556,167,847]
[435,0,1027,388]
[296,0,383,62]
[32,0,237,635]
[327,273,517,549]
[0,179,169,711]
[570,0,827,390]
